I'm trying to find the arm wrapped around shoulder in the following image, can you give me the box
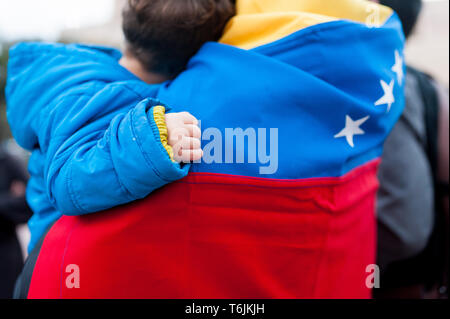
[45,97,191,216]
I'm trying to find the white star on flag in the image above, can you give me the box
[334,115,370,148]
[375,79,395,112]
[392,50,404,85]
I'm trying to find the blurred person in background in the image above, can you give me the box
[0,145,32,298]
[373,0,449,299]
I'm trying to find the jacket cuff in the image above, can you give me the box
[135,98,190,183]
[151,105,175,162]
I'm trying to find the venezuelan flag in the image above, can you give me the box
[28,0,405,299]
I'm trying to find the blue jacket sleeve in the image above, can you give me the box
[43,94,190,215]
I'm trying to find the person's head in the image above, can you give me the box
[378,0,423,39]
[122,0,236,79]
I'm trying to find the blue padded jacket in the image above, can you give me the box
[6,43,190,251]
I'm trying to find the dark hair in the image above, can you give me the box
[380,0,423,39]
[122,0,235,78]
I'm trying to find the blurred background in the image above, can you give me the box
[0,0,448,299]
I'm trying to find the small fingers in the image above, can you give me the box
[178,149,203,163]
[168,124,201,141]
[172,136,202,163]
[186,124,202,139]
[179,112,199,125]
[180,136,201,150]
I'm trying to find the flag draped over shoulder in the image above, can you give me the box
[27,0,405,299]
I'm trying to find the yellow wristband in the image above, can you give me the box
[152,105,176,163]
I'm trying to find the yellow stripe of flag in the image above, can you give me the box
[220,0,394,50]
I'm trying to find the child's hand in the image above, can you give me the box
[165,112,203,163]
